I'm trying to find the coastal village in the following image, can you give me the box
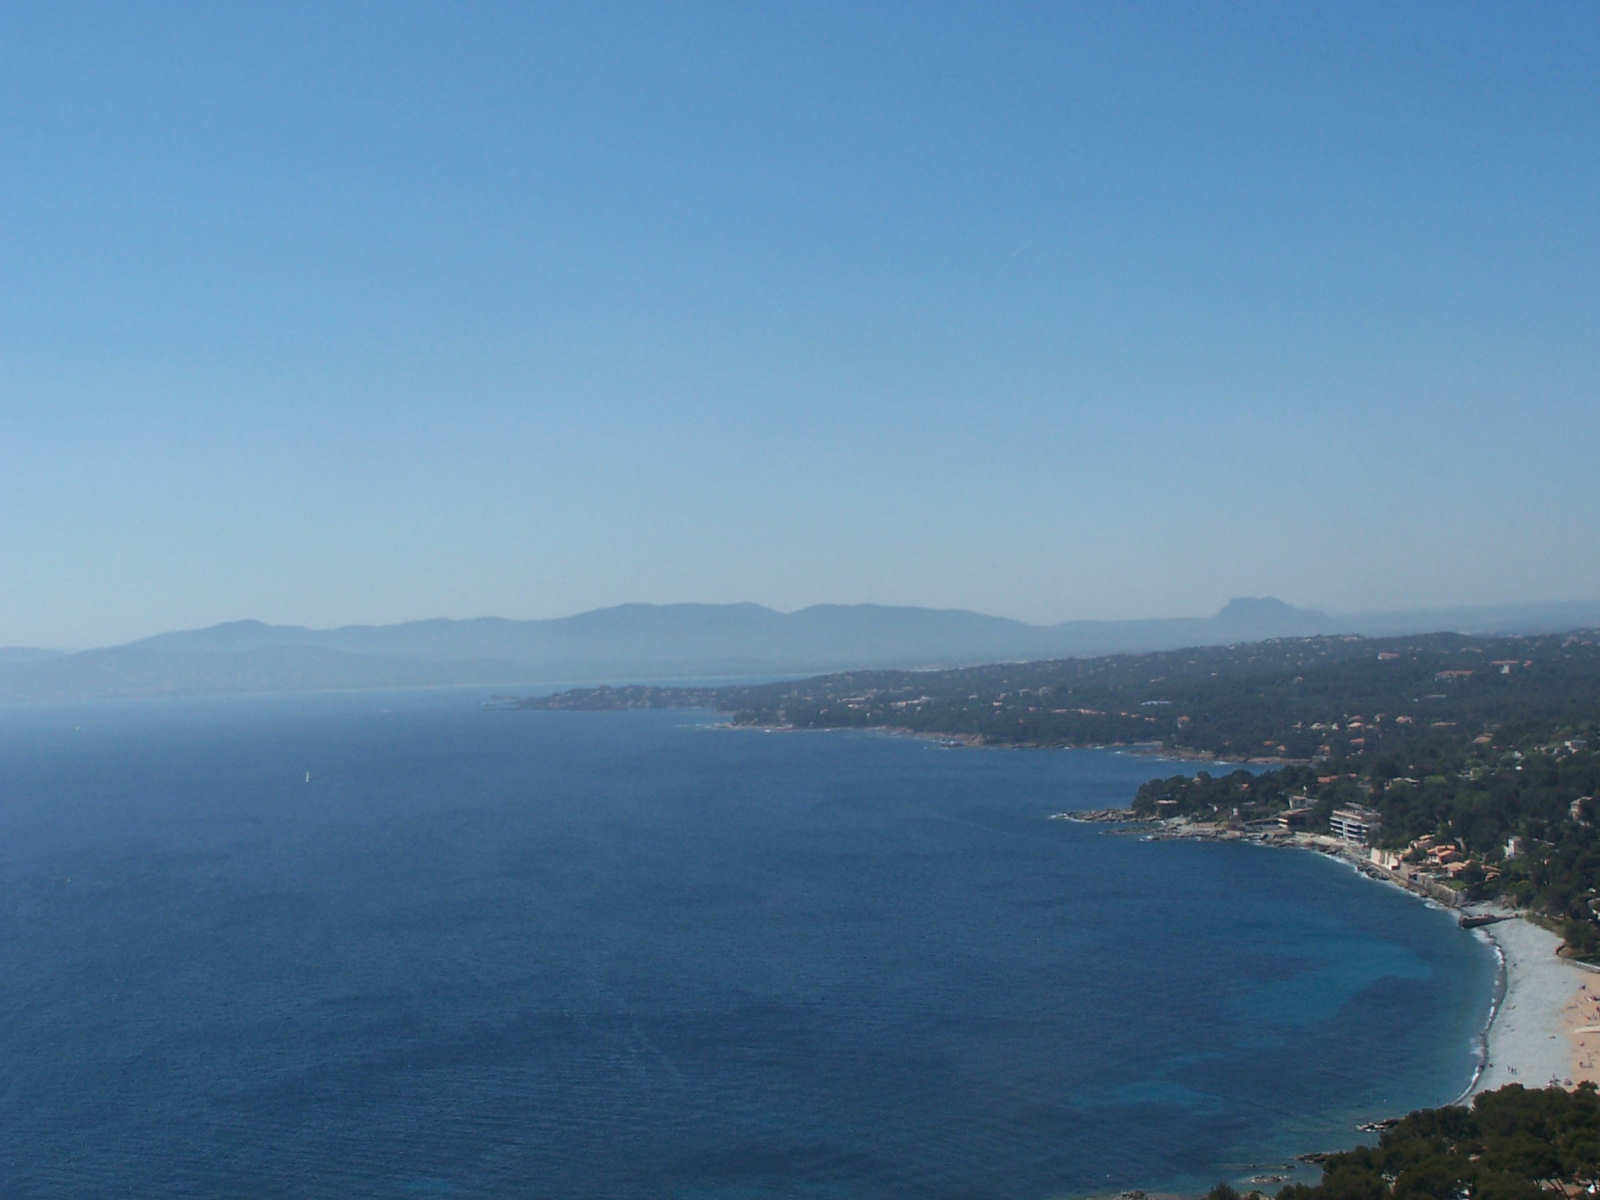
[1068,798,1509,913]
[1110,783,1587,913]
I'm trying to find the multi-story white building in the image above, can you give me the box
[1329,806,1380,845]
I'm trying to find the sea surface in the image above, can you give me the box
[0,689,1496,1198]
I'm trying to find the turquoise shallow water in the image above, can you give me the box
[0,690,1495,1197]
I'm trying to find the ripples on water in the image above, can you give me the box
[0,693,1495,1198]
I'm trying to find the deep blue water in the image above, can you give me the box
[0,690,1495,1198]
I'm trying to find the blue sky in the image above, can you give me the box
[3,2,1596,647]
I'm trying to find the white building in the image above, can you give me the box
[1329,806,1381,846]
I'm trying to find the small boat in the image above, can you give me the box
[304,770,312,784]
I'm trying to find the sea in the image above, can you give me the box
[0,688,1497,1199]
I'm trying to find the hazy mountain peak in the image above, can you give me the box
[1212,596,1331,632]
[132,618,311,649]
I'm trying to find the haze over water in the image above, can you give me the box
[0,691,1494,1198]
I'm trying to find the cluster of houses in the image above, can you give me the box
[1272,801,1500,892]
[1368,833,1488,875]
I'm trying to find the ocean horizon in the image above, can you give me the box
[0,688,1496,1198]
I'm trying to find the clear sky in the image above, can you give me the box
[3,2,1596,648]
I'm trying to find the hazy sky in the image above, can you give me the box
[4,3,1596,648]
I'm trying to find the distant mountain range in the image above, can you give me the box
[3,597,1598,703]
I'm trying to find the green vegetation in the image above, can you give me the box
[526,630,1600,759]
[1220,1084,1600,1199]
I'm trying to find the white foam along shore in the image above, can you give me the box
[1468,914,1597,1097]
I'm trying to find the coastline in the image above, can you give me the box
[1090,815,1591,1095]
[1079,908,1592,1200]
[734,718,1600,1200]
[720,720,1307,764]
[1077,810,1597,1196]
[1163,821,1596,1101]
[736,725,1595,1190]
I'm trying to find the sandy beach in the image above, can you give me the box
[1470,914,1598,1096]
[1563,965,1600,1088]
